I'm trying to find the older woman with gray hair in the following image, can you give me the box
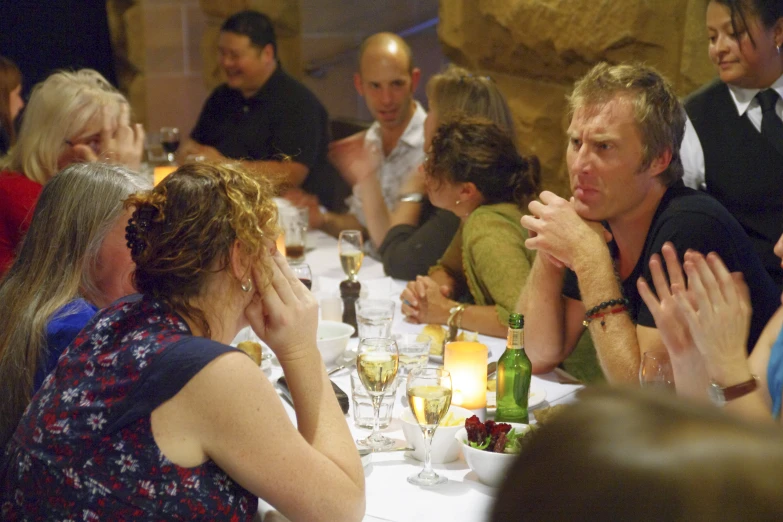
[0,68,145,274]
[0,162,149,449]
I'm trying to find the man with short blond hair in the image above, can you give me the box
[517,62,778,388]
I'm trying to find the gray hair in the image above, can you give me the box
[0,162,150,448]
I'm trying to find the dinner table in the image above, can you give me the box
[256,230,584,522]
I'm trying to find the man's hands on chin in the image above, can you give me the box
[520,191,612,271]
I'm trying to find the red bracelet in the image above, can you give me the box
[582,305,628,329]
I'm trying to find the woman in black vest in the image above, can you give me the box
[682,0,783,288]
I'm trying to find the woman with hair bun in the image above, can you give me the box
[1,163,365,521]
[400,116,541,337]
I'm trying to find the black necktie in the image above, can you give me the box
[756,89,783,156]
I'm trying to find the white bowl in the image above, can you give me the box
[455,422,530,487]
[401,405,472,464]
[316,321,354,365]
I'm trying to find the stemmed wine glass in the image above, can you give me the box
[290,263,312,290]
[406,367,452,486]
[338,230,363,282]
[356,337,399,450]
[639,351,675,391]
[160,127,180,163]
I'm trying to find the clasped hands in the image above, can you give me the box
[520,191,612,271]
[400,276,455,325]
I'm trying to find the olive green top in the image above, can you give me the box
[431,202,533,326]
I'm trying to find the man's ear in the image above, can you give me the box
[648,149,673,179]
[229,240,252,285]
[353,72,364,97]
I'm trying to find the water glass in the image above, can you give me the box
[396,333,431,378]
[351,370,397,429]
[280,206,308,263]
[639,351,675,391]
[355,299,394,339]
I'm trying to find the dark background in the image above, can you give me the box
[0,0,117,98]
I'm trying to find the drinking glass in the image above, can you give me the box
[355,337,399,450]
[355,299,394,339]
[160,127,180,162]
[281,206,308,263]
[639,351,675,391]
[290,263,312,290]
[406,367,452,486]
[396,333,431,378]
[338,230,363,282]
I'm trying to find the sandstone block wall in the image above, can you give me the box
[439,0,715,196]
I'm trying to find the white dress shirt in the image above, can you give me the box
[681,74,783,189]
[347,101,427,226]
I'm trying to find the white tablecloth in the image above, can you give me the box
[259,231,582,522]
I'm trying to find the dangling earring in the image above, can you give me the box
[777,43,781,55]
[455,200,461,206]
[241,279,253,292]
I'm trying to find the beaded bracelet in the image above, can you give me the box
[584,298,629,319]
[582,305,629,329]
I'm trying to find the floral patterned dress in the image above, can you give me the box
[1,296,257,520]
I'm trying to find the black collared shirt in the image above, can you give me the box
[191,64,346,210]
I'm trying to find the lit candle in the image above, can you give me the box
[444,341,488,411]
[153,165,177,186]
[275,233,286,257]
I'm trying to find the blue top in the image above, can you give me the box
[34,298,98,391]
[768,325,783,419]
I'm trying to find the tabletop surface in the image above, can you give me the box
[252,230,582,522]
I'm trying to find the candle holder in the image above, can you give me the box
[443,341,488,420]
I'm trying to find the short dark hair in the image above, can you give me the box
[221,10,277,56]
[713,0,783,45]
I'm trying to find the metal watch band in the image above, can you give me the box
[398,193,424,203]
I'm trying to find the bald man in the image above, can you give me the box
[290,32,426,241]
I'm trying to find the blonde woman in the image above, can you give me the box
[0,162,149,449]
[359,65,516,279]
[0,68,144,273]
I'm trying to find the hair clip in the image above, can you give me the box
[125,206,158,257]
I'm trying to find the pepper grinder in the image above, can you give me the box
[340,279,361,338]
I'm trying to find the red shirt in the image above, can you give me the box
[0,171,43,275]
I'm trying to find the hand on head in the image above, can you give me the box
[69,104,145,170]
[244,248,318,362]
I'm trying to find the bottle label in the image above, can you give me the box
[506,329,523,350]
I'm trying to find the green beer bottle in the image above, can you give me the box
[495,313,532,423]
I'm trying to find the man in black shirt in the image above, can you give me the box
[180,10,343,209]
[516,63,779,387]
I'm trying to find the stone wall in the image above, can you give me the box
[438,0,715,196]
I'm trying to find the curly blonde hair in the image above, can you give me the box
[125,162,279,337]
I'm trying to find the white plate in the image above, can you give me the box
[486,382,546,411]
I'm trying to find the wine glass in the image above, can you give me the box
[406,367,452,486]
[338,230,363,282]
[290,263,313,290]
[639,351,675,391]
[160,127,180,163]
[356,337,399,450]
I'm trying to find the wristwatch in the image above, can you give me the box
[398,193,425,203]
[707,375,759,407]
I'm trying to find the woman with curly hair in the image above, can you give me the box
[1,163,365,521]
[400,116,541,337]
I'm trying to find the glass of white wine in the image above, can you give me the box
[338,230,364,282]
[356,337,399,450]
[406,367,452,486]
